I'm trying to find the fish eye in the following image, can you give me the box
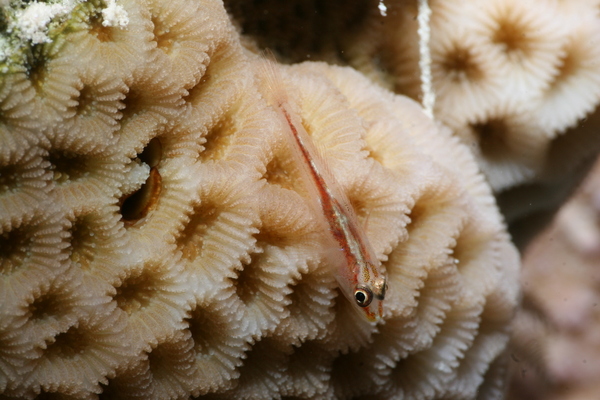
[354,286,373,307]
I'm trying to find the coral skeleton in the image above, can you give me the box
[0,0,523,399]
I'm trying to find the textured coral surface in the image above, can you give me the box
[227,0,600,232]
[0,0,519,399]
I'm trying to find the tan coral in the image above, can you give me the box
[0,0,519,399]
[0,145,53,231]
[0,207,71,394]
[453,106,549,192]
[65,0,156,79]
[223,0,600,197]
[144,0,231,91]
[527,21,600,134]
[48,63,128,153]
[246,60,515,398]
[468,0,567,106]
[0,73,45,166]
[298,0,600,200]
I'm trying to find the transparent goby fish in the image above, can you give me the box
[257,56,387,322]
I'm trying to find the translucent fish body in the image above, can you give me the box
[258,59,387,322]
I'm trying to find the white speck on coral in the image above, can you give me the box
[101,0,129,28]
[435,361,452,373]
[14,0,75,44]
[378,0,387,17]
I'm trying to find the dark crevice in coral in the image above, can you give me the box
[365,143,385,166]
[201,114,235,161]
[263,155,291,188]
[113,268,156,314]
[28,291,63,321]
[347,194,369,222]
[33,390,81,400]
[25,45,50,93]
[120,167,162,225]
[120,138,164,225]
[98,360,151,400]
[448,226,475,275]
[285,273,311,316]
[74,84,96,117]
[89,12,114,42]
[234,251,264,304]
[146,333,195,380]
[0,164,21,194]
[492,17,532,57]
[186,307,214,354]
[262,152,304,193]
[46,325,89,358]
[254,229,294,248]
[187,310,212,354]
[120,87,145,122]
[183,69,211,103]
[97,382,119,400]
[330,349,374,398]
[549,48,576,92]
[190,394,225,400]
[47,150,89,184]
[405,200,425,234]
[478,350,510,400]
[68,214,96,269]
[150,15,175,53]
[440,45,484,83]
[0,8,9,35]
[177,201,220,260]
[139,137,163,168]
[147,342,168,374]
[183,43,225,101]
[0,226,31,276]
[471,119,510,161]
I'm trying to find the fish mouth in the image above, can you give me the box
[363,305,383,322]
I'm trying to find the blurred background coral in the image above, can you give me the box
[509,156,600,400]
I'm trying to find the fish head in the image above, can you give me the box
[341,261,387,322]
